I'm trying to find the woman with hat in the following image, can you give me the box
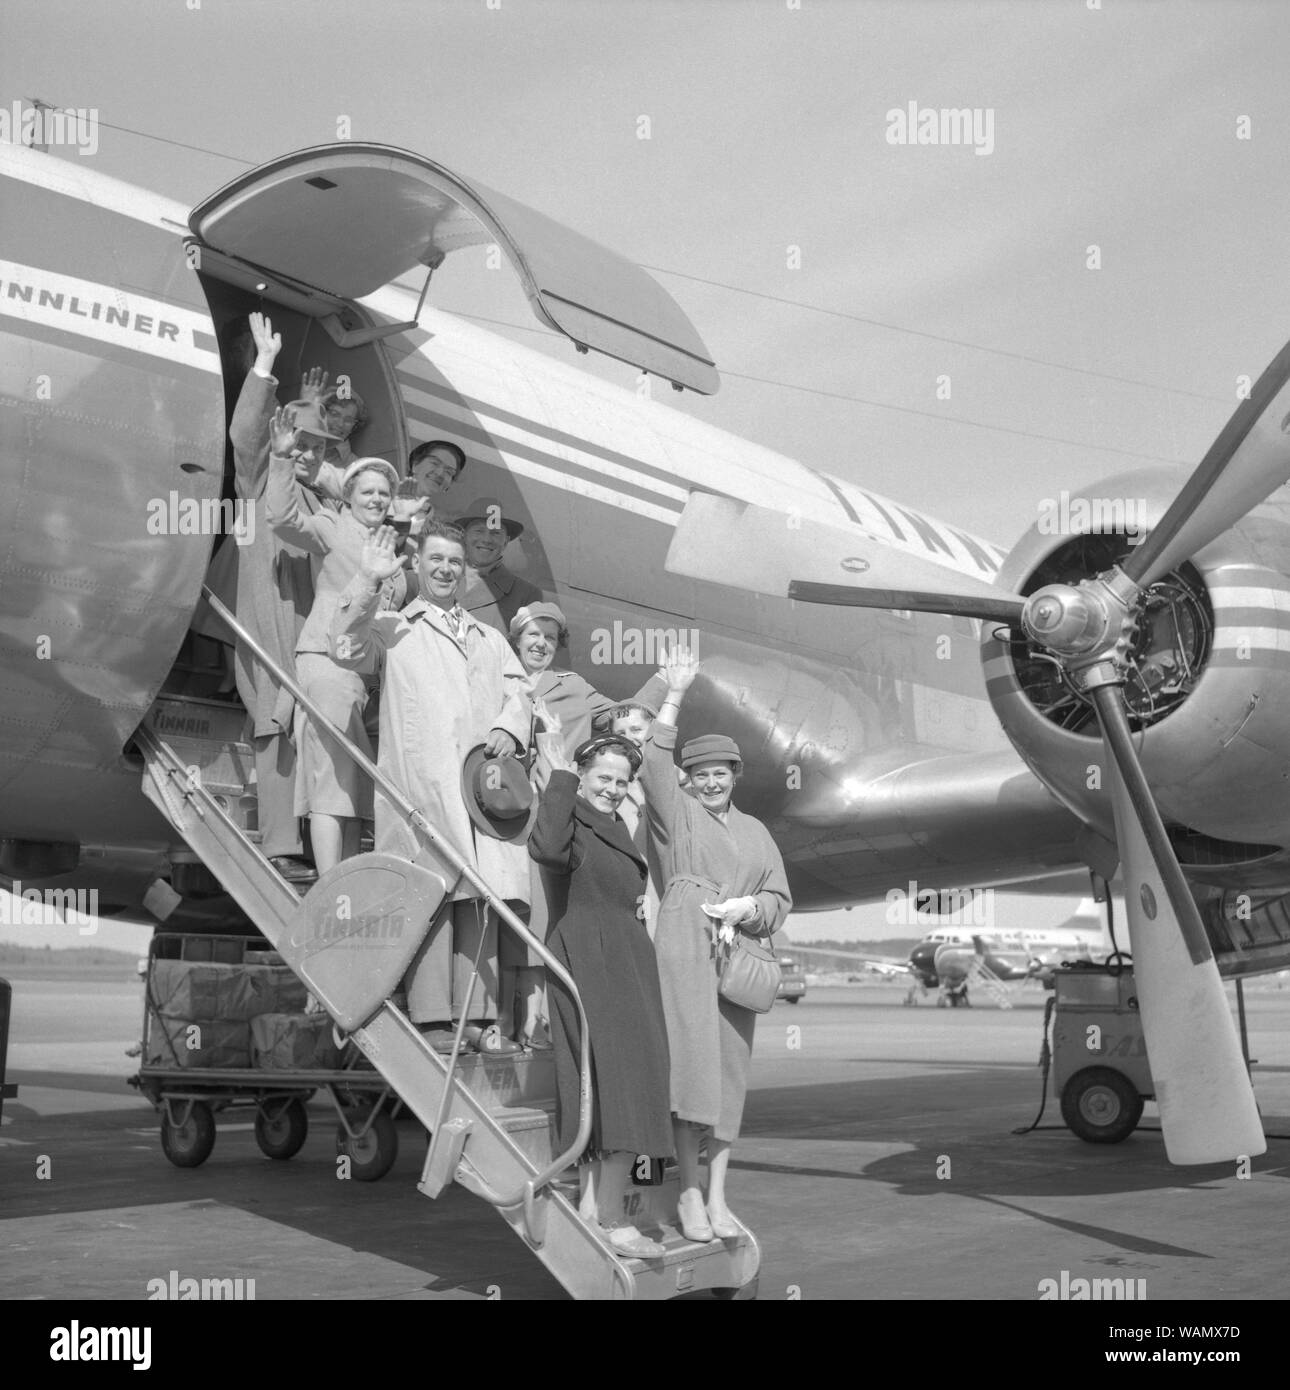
[528,725,673,1259]
[640,648,792,1243]
[508,602,666,1046]
[266,419,406,875]
[198,315,351,885]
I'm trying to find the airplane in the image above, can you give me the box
[785,897,1109,1002]
[2,136,1289,1171]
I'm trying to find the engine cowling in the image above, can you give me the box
[982,469,1290,882]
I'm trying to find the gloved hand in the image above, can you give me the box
[704,897,759,935]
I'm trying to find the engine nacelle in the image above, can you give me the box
[982,469,1290,881]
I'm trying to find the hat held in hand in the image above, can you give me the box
[461,744,537,841]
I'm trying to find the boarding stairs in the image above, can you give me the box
[134,587,759,1300]
[963,957,1013,1009]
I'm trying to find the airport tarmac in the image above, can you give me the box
[2,976,1289,1302]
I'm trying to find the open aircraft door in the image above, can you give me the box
[187,141,719,395]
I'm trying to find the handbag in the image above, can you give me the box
[718,928,780,1014]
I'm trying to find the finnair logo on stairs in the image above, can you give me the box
[302,892,406,947]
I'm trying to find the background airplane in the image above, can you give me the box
[2,136,1289,1162]
[786,896,1110,1000]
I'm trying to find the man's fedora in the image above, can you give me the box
[454,498,525,541]
[461,744,537,841]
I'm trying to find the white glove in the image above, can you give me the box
[704,896,759,932]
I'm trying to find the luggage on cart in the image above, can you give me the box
[131,932,398,1180]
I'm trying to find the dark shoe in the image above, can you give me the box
[270,856,318,885]
[519,1020,554,1051]
[464,1022,522,1056]
[417,1026,460,1055]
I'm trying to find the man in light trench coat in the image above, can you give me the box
[329,520,532,1053]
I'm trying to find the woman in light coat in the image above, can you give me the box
[639,649,791,1242]
[266,419,405,873]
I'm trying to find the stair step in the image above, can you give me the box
[490,1102,555,1166]
[138,720,762,1301]
[451,1051,555,1108]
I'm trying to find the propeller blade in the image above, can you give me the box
[1090,685,1265,1164]
[665,491,1026,623]
[787,580,1023,622]
[1123,338,1290,589]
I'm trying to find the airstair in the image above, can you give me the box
[134,588,759,1300]
[963,957,1013,1009]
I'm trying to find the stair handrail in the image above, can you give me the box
[195,585,595,1220]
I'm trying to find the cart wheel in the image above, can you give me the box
[336,1108,398,1181]
[255,1098,309,1160]
[713,1276,759,1301]
[1060,1066,1144,1144]
[160,1101,216,1168]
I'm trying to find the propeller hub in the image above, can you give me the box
[1021,583,1115,656]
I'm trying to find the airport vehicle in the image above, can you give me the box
[775,952,806,1004]
[2,131,1290,1301]
[1050,964,1151,1145]
[133,930,401,1179]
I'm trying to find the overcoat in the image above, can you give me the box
[263,454,406,654]
[639,723,792,1140]
[264,456,407,818]
[528,770,674,1161]
[202,369,340,737]
[459,562,544,637]
[330,574,532,901]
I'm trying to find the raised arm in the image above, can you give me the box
[583,670,669,726]
[228,313,281,499]
[330,527,402,670]
[527,768,581,875]
[265,425,334,556]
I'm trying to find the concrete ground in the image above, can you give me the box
[3,976,1289,1302]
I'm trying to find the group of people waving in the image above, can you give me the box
[204,312,793,1258]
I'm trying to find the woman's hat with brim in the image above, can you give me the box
[461,745,537,841]
[284,398,343,440]
[454,498,525,541]
[680,733,743,772]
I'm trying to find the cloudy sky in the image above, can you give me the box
[6,0,1290,945]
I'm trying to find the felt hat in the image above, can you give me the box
[461,745,537,841]
[680,733,743,772]
[573,734,643,774]
[509,601,569,643]
[340,457,399,494]
[454,498,525,541]
[283,398,342,440]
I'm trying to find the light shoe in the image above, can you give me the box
[607,1225,666,1259]
[677,1190,714,1243]
[464,1023,523,1056]
[707,1208,740,1239]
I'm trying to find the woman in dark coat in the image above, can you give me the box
[528,729,674,1258]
